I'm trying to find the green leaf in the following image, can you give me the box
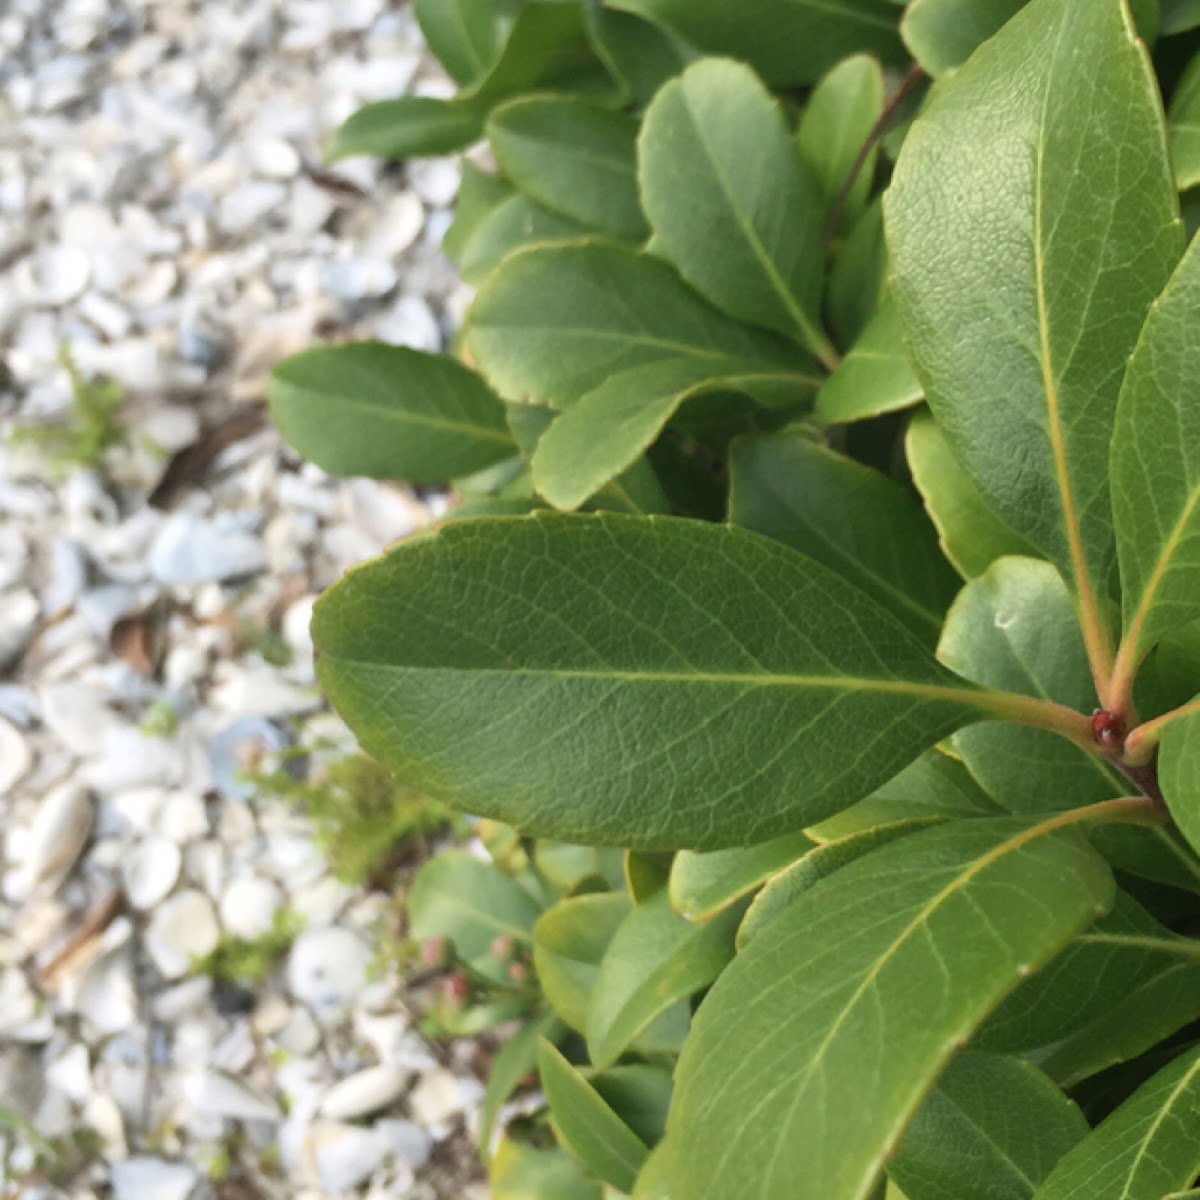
[532,360,817,511]
[736,818,939,950]
[825,198,888,348]
[905,409,1037,580]
[1160,705,1200,855]
[325,97,484,161]
[937,556,1122,813]
[816,298,923,423]
[592,1064,674,1146]
[408,850,542,984]
[975,891,1200,1083]
[481,1015,564,1161]
[890,1054,1088,1200]
[637,58,836,364]
[1169,51,1200,189]
[587,890,738,1068]
[490,1137,603,1200]
[488,96,647,239]
[1111,232,1200,687]
[728,432,957,644]
[886,0,1183,674]
[631,1144,672,1199]
[1164,0,1200,33]
[796,54,885,235]
[669,830,816,922]
[312,514,997,850]
[608,0,904,86]
[623,851,672,904]
[584,5,694,104]
[468,241,810,410]
[1033,1046,1200,1199]
[901,0,1025,76]
[538,1040,649,1192]
[534,892,631,1033]
[413,0,507,85]
[269,343,515,482]
[442,161,515,267]
[459,195,591,286]
[669,817,1114,1200]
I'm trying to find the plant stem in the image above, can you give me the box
[1077,932,1200,960]
[973,688,1096,752]
[822,62,925,251]
[1124,697,1200,764]
[1024,794,1168,833]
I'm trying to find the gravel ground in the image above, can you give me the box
[0,2,491,1196]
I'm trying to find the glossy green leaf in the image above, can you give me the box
[825,198,888,348]
[1111,232,1200,682]
[608,0,903,86]
[532,359,817,511]
[1160,705,1200,855]
[816,299,923,423]
[736,818,938,950]
[1163,0,1200,33]
[669,830,816,922]
[796,54,885,234]
[905,409,1037,580]
[623,852,672,904]
[592,1064,674,1147]
[490,1137,603,1200]
[468,241,810,411]
[631,1144,671,1200]
[1169,52,1200,189]
[975,891,1200,1083]
[442,161,515,266]
[938,557,1122,813]
[269,343,514,482]
[481,1015,563,1162]
[408,850,542,984]
[488,96,647,239]
[669,818,1114,1200]
[534,892,630,1033]
[728,432,957,644]
[1033,1046,1200,1199]
[325,97,484,161]
[587,890,738,1068]
[901,0,1025,76]
[458,195,591,286]
[890,1054,1087,1200]
[584,5,694,104]
[413,0,506,85]
[887,0,1182,647]
[538,1040,649,1192]
[638,58,835,363]
[312,514,997,850]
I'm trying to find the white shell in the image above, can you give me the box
[320,1064,409,1121]
[144,889,219,980]
[110,1157,199,1200]
[218,875,281,940]
[287,927,370,1014]
[121,837,182,910]
[303,1122,388,1194]
[0,717,32,795]
[23,782,93,895]
[188,1070,280,1123]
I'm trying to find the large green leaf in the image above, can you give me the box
[538,1041,649,1192]
[905,409,1037,580]
[608,0,904,86]
[534,892,630,1033]
[584,5,694,104]
[413,0,507,85]
[890,1054,1088,1200]
[1111,232,1200,689]
[669,817,1114,1200]
[669,829,816,922]
[886,0,1182,679]
[637,58,835,364]
[480,1014,563,1161]
[408,850,542,984]
[459,196,590,286]
[825,199,888,348]
[312,514,1002,850]
[587,890,738,1068]
[269,343,515,482]
[1169,51,1200,190]
[816,298,923,423]
[532,360,817,511]
[1032,1046,1200,1199]
[728,432,957,644]
[488,96,646,239]
[938,556,1121,813]
[442,161,516,267]
[468,241,810,410]
[325,97,484,161]
[1160,705,1200,855]
[900,0,1025,76]
[796,54,885,235]
[490,1137,603,1200]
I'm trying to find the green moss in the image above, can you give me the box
[10,343,126,470]
[254,749,462,884]
[193,907,304,985]
[238,620,294,668]
[139,698,180,738]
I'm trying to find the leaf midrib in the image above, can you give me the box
[1114,1053,1200,1197]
